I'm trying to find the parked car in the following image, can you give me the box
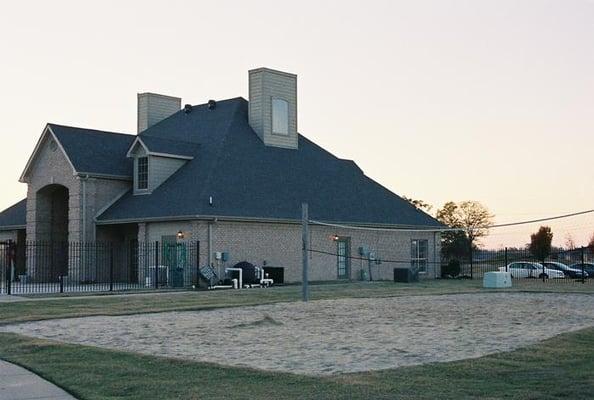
[569,262,594,278]
[499,262,565,279]
[542,261,589,279]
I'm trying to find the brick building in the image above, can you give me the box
[0,68,442,283]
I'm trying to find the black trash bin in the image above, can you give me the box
[170,267,184,287]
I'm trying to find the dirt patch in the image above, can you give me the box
[3,292,594,376]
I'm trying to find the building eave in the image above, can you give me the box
[0,225,26,231]
[95,214,445,230]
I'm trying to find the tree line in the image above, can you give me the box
[403,196,593,261]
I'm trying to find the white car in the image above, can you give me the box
[499,262,565,279]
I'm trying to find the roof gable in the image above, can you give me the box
[126,136,198,159]
[49,124,136,178]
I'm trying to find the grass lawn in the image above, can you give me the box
[1,327,593,400]
[2,279,593,326]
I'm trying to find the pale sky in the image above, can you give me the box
[0,0,592,248]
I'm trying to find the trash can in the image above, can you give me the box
[170,267,184,288]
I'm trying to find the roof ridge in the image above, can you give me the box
[48,123,134,137]
[194,100,244,213]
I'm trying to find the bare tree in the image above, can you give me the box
[402,196,433,213]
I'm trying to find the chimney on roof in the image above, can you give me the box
[248,67,298,149]
[137,93,181,133]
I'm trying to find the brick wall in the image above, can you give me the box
[143,219,441,283]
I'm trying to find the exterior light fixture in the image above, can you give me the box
[177,230,185,240]
[331,234,340,241]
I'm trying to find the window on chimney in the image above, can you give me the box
[272,98,289,135]
[137,157,149,190]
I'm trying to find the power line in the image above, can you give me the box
[309,208,594,233]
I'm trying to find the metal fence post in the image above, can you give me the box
[195,240,200,288]
[302,203,309,302]
[581,246,585,284]
[109,243,114,292]
[505,247,508,272]
[469,240,473,280]
[7,240,14,295]
[154,241,159,289]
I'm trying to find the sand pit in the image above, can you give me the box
[3,292,594,375]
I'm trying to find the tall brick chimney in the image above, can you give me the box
[137,93,181,133]
[248,68,298,149]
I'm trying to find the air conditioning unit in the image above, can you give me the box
[394,268,419,283]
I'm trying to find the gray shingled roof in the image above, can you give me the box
[135,135,198,158]
[49,124,136,177]
[98,98,442,227]
[0,199,26,230]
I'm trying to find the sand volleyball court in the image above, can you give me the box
[3,292,594,375]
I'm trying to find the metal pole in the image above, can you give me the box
[505,247,508,272]
[581,246,585,284]
[195,240,200,288]
[469,239,473,280]
[302,203,309,302]
[7,240,14,295]
[109,243,114,292]
[154,241,159,289]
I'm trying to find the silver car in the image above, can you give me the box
[500,262,565,279]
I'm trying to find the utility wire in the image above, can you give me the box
[309,209,594,233]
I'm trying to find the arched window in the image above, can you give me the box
[272,98,289,135]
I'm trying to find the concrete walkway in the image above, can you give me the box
[0,359,76,400]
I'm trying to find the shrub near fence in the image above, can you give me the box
[1,241,203,295]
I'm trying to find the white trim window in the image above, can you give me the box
[411,239,428,273]
[272,98,289,135]
[137,156,149,190]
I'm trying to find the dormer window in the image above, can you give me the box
[137,157,148,190]
[272,98,289,135]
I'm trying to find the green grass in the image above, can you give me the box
[2,279,593,326]
[1,327,594,399]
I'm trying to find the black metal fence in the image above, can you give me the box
[443,245,594,284]
[1,241,202,295]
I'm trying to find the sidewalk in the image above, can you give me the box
[0,359,76,400]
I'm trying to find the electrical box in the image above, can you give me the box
[483,272,512,288]
[359,246,369,256]
[222,252,229,262]
[215,252,222,260]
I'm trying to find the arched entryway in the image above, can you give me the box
[34,184,69,281]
